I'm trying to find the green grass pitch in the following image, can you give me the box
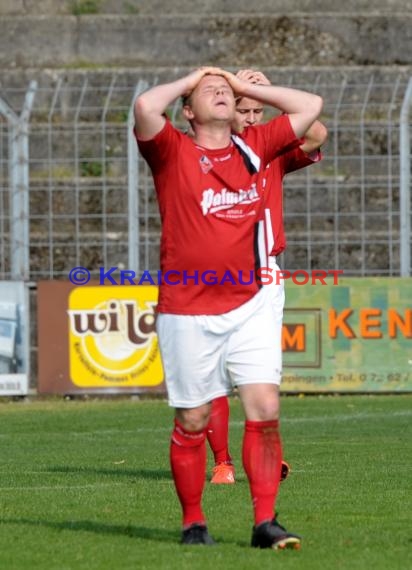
[0,395,411,569]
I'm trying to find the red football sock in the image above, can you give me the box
[207,396,232,464]
[170,419,207,528]
[242,419,282,526]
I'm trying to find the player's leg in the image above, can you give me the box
[228,290,301,550]
[207,395,235,484]
[156,312,230,545]
[264,258,291,483]
[171,404,214,544]
[238,385,300,550]
[237,385,283,516]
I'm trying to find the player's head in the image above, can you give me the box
[234,96,264,130]
[182,74,236,127]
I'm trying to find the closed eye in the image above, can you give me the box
[237,109,263,115]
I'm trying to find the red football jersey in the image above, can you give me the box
[137,115,299,315]
[262,147,321,257]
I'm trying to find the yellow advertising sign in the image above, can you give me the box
[68,286,163,388]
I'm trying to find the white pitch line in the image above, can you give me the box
[231,409,412,427]
[0,410,410,439]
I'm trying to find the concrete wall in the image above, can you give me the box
[1,13,412,68]
[0,1,410,15]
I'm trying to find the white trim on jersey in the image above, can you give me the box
[264,207,275,257]
[257,219,268,269]
[231,135,261,173]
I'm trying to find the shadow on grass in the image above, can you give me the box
[0,517,178,543]
[47,465,171,480]
[0,517,245,547]
[46,466,250,484]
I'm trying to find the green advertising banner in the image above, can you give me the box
[281,277,412,392]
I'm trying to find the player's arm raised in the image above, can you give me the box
[134,67,225,140]
[236,69,327,153]
[220,70,323,139]
[300,120,328,153]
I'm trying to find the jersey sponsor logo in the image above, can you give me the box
[200,183,260,215]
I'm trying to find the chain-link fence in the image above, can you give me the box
[0,77,141,282]
[136,72,412,277]
[0,71,411,283]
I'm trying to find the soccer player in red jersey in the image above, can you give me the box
[207,70,328,486]
[134,67,323,549]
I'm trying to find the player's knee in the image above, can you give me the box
[256,401,279,421]
[251,391,280,421]
[176,405,210,432]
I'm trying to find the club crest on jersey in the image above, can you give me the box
[199,155,213,174]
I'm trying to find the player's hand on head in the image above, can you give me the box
[236,69,271,86]
[250,71,271,86]
[236,69,257,82]
[184,68,211,91]
[215,69,248,97]
[182,66,227,99]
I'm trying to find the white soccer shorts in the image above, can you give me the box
[156,270,285,408]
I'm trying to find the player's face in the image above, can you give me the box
[186,75,236,124]
[235,97,264,129]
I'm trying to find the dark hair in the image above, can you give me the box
[181,93,191,106]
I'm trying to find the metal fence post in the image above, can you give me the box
[400,76,412,277]
[101,75,117,267]
[73,78,88,268]
[0,81,37,280]
[332,78,347,271]
[127,80,148,275]
[47,78,63,278]
[387,75,402,275]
